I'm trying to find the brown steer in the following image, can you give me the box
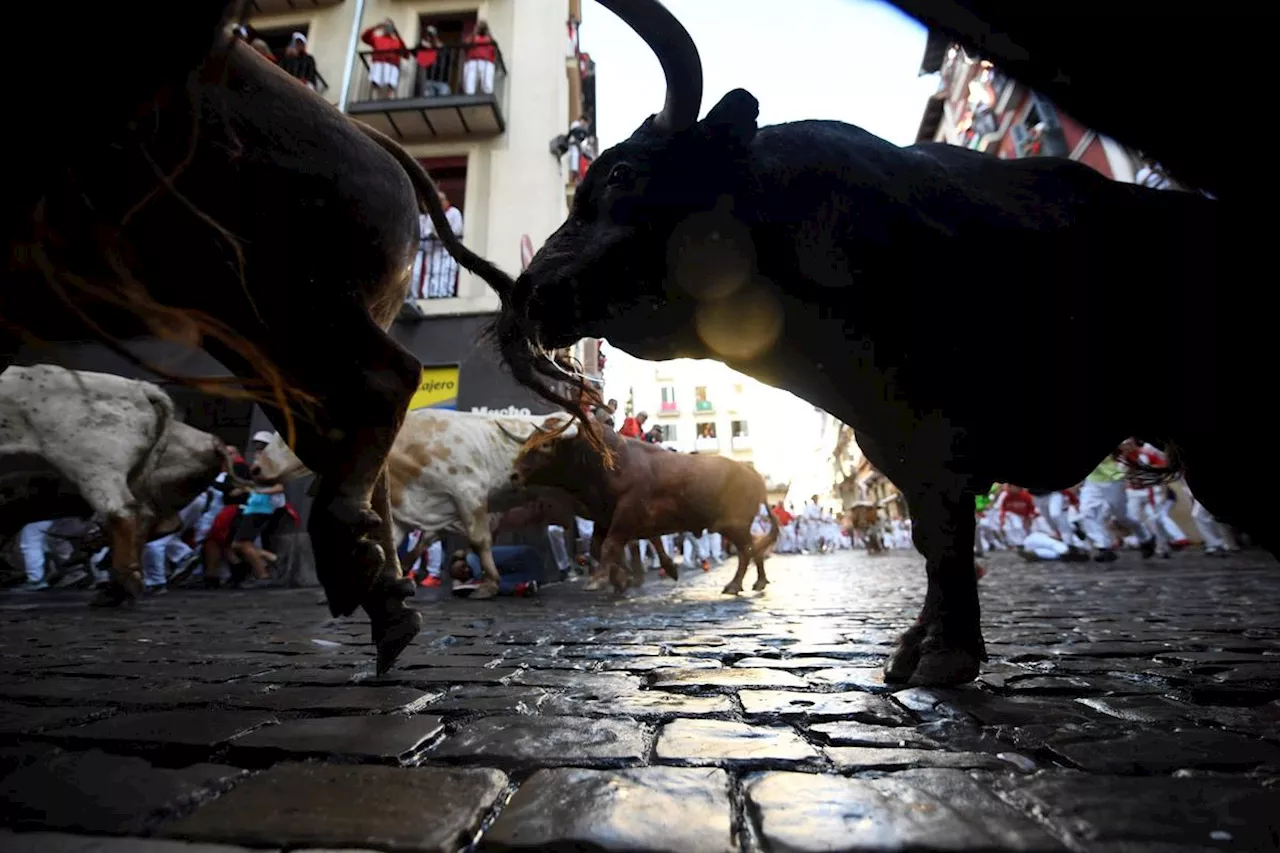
[511,420,779,595]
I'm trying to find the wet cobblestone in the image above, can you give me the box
[1,550,1279,851]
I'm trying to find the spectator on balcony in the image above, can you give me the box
[279,32,319,91]
[362,19,406,100]
[414,26,450,97]
[412,190,463,299]
[566,118,591,184]
[643,425,663,444]
[463,20,497,95]
[619,411,647,439]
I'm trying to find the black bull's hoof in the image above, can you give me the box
[883,624,986,687]
[368,576,423,675]
[373,607,423,676]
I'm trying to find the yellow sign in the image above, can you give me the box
[408,365,460,411]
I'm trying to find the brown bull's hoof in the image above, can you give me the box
[373,607,423,676]
[908,647,982,687]
[752,577,768,591]
[721,582,742,595]
[470,582,499,601]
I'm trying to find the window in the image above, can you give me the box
[731,420,749,438]
[249,24,309,59]
[655,424,677,442]
[694,386,713,412]
[659,385,678,413]
[696,422,717,439]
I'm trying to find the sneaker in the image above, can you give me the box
[700,559,710,572]
[419,575,442,589]
[143,584,168,596]
[1094,549,1118,563]
[1139,537,1156,559]
[513,581,539,597]
[17,580,49,592]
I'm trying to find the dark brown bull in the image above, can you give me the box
[844,503,883,554]
[3,2,508,672]
[511,419,779,595]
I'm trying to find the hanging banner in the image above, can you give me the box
[408,364,460,411]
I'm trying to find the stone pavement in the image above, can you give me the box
[0,549,1278,852]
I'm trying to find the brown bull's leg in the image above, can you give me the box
[721,530,753,595]
[751,545,769,591]
[652,537,678,581]
[584,530,609,591]
[884,483,986,686]
[599,535,630,595]
[362,469,422,674]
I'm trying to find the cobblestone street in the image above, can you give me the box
[0,549,1277,852]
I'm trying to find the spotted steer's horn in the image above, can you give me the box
[595,0,702,133]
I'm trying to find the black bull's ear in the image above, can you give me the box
[699,89,759,148]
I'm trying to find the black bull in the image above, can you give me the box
[480,0,1272,687]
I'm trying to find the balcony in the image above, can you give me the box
[346,43,506,142]
[658,401,679,416]
[731,436,751,452]
[694,436,720,453]
[250,0,344,12]
[694,400,714,414]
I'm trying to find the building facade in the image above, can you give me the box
[915,36,1139,181]
[606,356,791,501]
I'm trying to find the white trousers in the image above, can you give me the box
[463,59,495,94]
[1081,481,1150,549]
[1024,531,1070,560]
[1035,493,1085,547]
[142,533,192,588]
[19,520,54,583]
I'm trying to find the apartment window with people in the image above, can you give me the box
[694,386,713,413]
[659,385,678,413]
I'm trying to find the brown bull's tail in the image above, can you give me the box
[752,506,780,559]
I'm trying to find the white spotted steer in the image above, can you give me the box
[0,364,231,604]
[252,409,575,599]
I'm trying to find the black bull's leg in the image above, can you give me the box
[884,483,987,686]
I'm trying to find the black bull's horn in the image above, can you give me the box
[595,0,703,133]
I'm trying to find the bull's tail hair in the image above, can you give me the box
[353,121,515,303]
[1112,439,1185,488]
[11,43,316,450]
[353,121,612,463]
[752,501,781,559]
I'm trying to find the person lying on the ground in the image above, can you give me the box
[447,547,540,597]
[1018,531,1092,562]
